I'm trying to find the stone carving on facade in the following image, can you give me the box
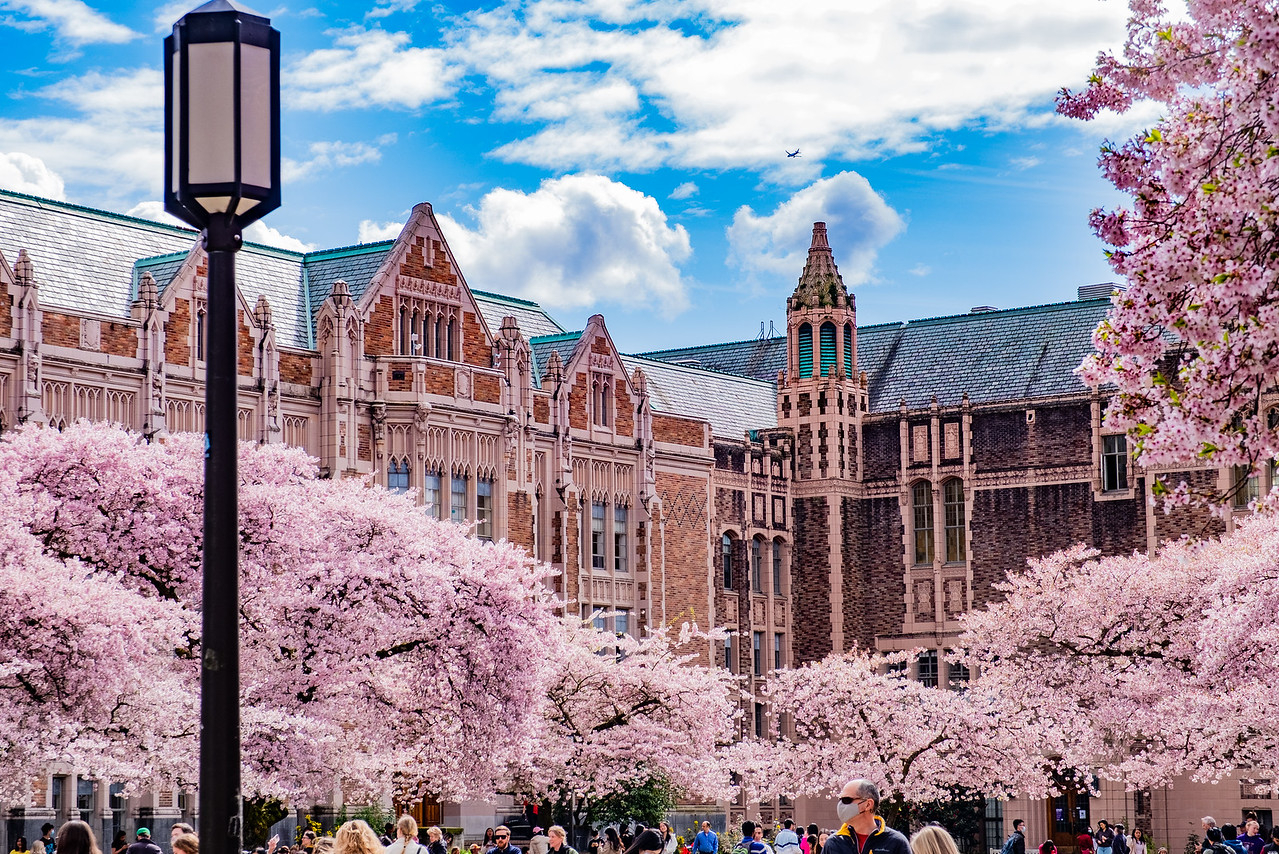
[79,318,101,351]
[455,368,471,400]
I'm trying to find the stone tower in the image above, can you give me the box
[778,222,867,660]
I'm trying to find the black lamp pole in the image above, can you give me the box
[164,4,280,853]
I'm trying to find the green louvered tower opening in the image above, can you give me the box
[798,323,813,377]
[820,322,836,376]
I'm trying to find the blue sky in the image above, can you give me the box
[0,0,1154,353]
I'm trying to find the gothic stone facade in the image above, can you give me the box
[0,192,1257,846]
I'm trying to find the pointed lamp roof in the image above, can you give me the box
[790,221,850,310]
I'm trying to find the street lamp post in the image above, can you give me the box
[164,4,280,854]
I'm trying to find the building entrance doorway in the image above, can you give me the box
[1048,788,1090,854]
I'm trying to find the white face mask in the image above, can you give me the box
[837,799,862,825]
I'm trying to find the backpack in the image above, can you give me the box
[1000,834,1020,854]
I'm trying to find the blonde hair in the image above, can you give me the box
[335,821,383,854]
[314,840,336,854]
[909,827,960,854]
[173,837,199,854]
[548,829,567,843]
[428,829,443,841]
[397,817,419,840]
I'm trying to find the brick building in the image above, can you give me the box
[0,190,1259,851]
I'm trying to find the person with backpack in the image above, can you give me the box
[1204,828,1230,854]
[731,825,755,854]
[1000,822,1026,854]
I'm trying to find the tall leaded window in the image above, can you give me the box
[196,305,207,361]
[388,458,409,494]
[1102,434,1128,491]
[843,323,853,376]
[615,608,630,637]
[450,474,467,523]
[591,502,606,569]
[772,539,782,593]
[1234,465,1260,509]
[943,478,965,563]
[918,649,939,688]
[723,634,733,672]
[399,305,409,354]
[751,537,763,593]
[753,631,763,675]
[797,323,813,378]
[592,375,612,427]
[754,702,765,738]
[948,658,971,690]
[774,633,783,671]
[476,477,493,541]
[614,505,628,572]
[447,318,456,361]
[819,321,837,376]
[722,533,734,589]
[912,481,934,565]
[424,470,441,519]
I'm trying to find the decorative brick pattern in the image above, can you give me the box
[388,361,413,392]
[165,297,191,365]
[863,420,900,480]
[843,495,906,649]
[791,496,832,664]
[474,372,501,404]
[41,311,81,348]
[365,294,394,357]
[462,311,491,367]
[237,310,254,377]
[506,489,534,553]
[652,413,703,447]
[569,372,588,430]
[279,351,313,385]
[400,236,458,285]
[656,470,711,650]
[614,382,634,437]
[424,364,453,396]
[357,423,371,463]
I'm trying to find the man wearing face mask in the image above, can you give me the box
[823,779,909,854]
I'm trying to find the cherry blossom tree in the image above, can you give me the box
[730,650,1050,820]
[959,518,1279,793]
[1061,0,1279,502]
[0,421,561,805]
[512,619,737,826]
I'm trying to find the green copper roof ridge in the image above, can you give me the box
[529,330,584,344]
[903,297,1110,327]
[135,250,190,267]
[302,240,395,261]
[470,288,544,309]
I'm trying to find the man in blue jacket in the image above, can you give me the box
[693,823,718,854]
[820,780,909,854]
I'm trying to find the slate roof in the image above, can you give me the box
[473,289,565,340]
[638,336,785,383]
[0,189,197,318]
[641,300,1112,412]
[621,356,777,438]
[529,331,584,388]
[303,243,394,326]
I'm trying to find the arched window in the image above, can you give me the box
[435,317,444,359]
[195,307,206,362]
[722,534,734,589]
[399,305,409,354]
[772,538,783,593]
[943,478,965,562]
[797,323,813,378]
[751,537,763,592]
[843,323,853,377]
[410,309,420,353]
[820,321,837,376]
[447,318,456,361]
[912,481,934,565]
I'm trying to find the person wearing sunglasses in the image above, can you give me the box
[823,780,909,854]
[487,829,520,854]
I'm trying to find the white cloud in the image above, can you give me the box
[0,68,163,199]
[151,0,191,34]
[125,199,184,227]
[727,171,904,290]
[366,0,420,19]
[287,28,457,111]
[243,221,315,253]
[1,0,136,45]
[1009,156,1041,170]
[669,181,698,200]
[438,174,691,316]
[284,137,392,183]
[908,263,931,277]
[0,151,65,198]
[358,220,404,243]
[450,0,1130,174]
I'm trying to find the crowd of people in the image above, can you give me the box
[16,782,1279,854]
